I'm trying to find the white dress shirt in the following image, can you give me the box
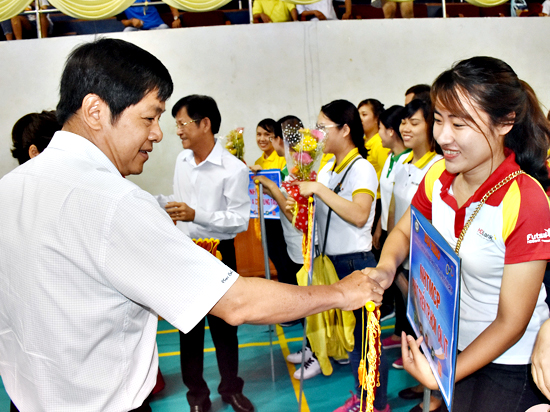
[156,140,250,240]
[0,131,238,412]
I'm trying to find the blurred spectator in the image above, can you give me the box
[120,1,169,31]
[542,0,550,14]
[297,0,338,20]
[2,1,53,40]
[381,0,414,18]
[333,0,353,19]
[253,0,299,22]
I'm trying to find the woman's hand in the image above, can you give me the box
[285,196,297,213]
[401,332,439,391]
[294,181,321,198]
[532,319,550,399]
[253,175,275,198]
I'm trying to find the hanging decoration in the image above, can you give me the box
[358,301,381,412]
[0,0,32,22]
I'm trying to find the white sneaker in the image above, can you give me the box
[286,347,313,364]
[293,356,321,380]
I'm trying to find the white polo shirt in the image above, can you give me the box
[379,149,411,231]
[412,154,550,364]
[316,148,378,256]
[0,131,238,411]
[156,140,250,240]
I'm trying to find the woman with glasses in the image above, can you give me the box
[368,56,550,412]
[287,100,389,412]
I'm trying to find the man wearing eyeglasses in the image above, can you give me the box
[155,95,252,412]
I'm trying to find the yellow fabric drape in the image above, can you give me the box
[163,0,231,12]
[0,0,32,22]
[466,0,508,7]
[48,0,135,20]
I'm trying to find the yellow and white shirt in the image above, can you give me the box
[316,148,378,255]
[254,150,286,171]
[412,153,550,364]
[365,133,391,198]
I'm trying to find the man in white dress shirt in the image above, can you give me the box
[156,95,253,412]
[0,38,384,412]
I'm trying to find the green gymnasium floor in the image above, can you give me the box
[0,318,421,412]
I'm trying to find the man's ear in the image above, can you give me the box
[28,144,40,159]
[81,94,107,130]
[200,117,212,133]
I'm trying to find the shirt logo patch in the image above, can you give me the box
[477,228,496,242]
[526,228,550,244]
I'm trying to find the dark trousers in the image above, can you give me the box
[10,401,18,412]
[265,219,299,286]
[180,239,244,407]
[452,361,546,412]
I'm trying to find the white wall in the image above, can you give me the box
[1,17,549,195]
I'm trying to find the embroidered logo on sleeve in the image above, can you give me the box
[526,228,550,244]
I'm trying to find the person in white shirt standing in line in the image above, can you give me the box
[155,95,254,412]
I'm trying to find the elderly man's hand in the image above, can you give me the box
[333,270,383,311]
[165,202,195,222]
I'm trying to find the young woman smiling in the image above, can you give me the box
[367,56,550,412]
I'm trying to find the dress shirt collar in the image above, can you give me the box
[182,139,224,167]
[48,130,122,176]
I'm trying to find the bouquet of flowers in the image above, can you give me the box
[281,127,326,233]
[224,127,245,162]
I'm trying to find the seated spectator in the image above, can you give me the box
[333,0,352,19]
[2,0,53,40]
[381,0,414,18]
[253,0,298,23]
[120,1,169,31]
[297,0,338,20]
[542,0,550,15]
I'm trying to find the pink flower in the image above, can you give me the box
[293,152,313,165]
[311,129,325,141]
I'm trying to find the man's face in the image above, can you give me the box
[105,91,165,176]
[175,107,203,152]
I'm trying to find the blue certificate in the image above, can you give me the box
[249,169,281,219]
[407,206,461,411]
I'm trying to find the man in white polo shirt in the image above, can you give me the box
[0,38,384,412]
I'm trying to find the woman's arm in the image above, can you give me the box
[403,259,547,389]
[363,206,411,289]
[296,181,372,228]
[532,318,550,399]
[253,175,294,222]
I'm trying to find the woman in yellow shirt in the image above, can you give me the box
[250,118,297,288]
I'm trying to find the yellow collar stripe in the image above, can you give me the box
[333,148,360,174]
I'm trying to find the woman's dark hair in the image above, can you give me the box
[172,95,221,134]
[379,105,405,141]
[11,111,61,165]
[402,98,439,153]
[257,118,281,139]
[321,99,368,159]
[431,56,550,188]
[357,98,385,120]
[57,38,173,125]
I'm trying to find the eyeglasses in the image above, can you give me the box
[315,123,341,133]
[176,119,200,130]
